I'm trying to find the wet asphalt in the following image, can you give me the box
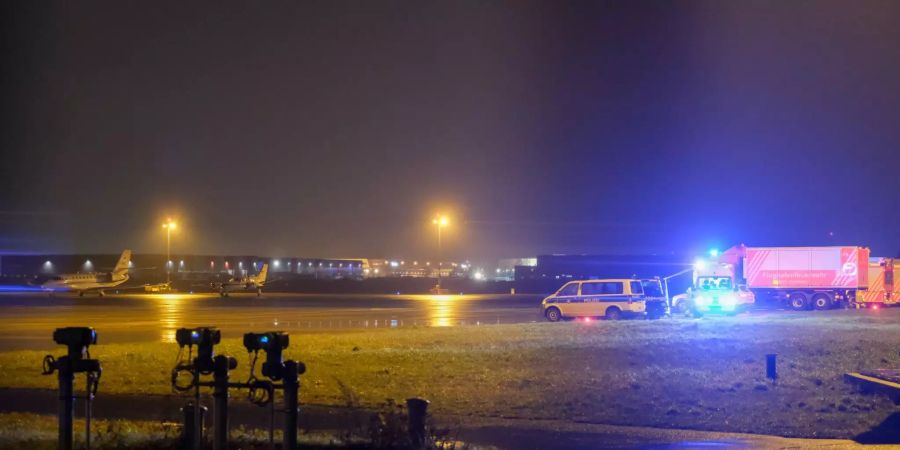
[0,292,545,350]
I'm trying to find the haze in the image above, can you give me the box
[2,0,899,261]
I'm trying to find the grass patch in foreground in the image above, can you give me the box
[0,412,395,450]
[0,412,177,450]
[0,311,897,439]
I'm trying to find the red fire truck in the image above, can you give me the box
[692,245,872,311]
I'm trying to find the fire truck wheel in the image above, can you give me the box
[788,292,809,311]
[812,293,832,310]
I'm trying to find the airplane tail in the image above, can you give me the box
[112,249,132,280]
[256,264,268,285]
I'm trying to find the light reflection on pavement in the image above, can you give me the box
[0,292,544,350]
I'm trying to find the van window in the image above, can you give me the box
[601,282,624,294]
[630,281,643,295]
[581,282,600,295]
[558,283,579,296]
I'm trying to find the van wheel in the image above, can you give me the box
[605,307,622,320]
[789,292,809,311]
[812,293,832,310]
[545,307,562,322]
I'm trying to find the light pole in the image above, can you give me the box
[162,219,177,285]
[431,215,448,289]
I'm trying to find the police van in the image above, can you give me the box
[541,278,667,321]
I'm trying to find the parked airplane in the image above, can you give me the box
[212,263,268,297]
[42,250,132,296]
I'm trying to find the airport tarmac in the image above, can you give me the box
[0,292,545,350]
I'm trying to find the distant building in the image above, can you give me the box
[0,253,470,281]
[365,259,470,278]
[515,254,691,281]
[494,257,537,281]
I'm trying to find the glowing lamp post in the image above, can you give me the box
[431,215,449,290]
[162,219,177,285]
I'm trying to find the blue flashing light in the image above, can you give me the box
[693,259,707,270]
[260,335,269,344]
[191,331,199,339]
[709,248,720,257]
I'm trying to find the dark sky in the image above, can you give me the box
[2,0,899,262]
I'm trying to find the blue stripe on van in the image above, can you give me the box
[558,296,633,303]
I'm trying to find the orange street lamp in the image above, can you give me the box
[162,219,177,284]
[431,215,449,288]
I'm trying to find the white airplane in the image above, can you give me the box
[42,250,132,297]
[212,263,268,297]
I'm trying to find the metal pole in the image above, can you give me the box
[181,403,206,450]
[269,392,275,450]
[166,227,171,285]
[406,398,429,450]
[766,354,778,380]
[194,375,202,450]
[437,225,442,288]
[283,360,300,450]
[182,403,195,450]
[212,356,230,450]
[85,374,93,450]
[58,359,74,450]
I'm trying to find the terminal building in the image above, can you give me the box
[366,259,470,278]
[0,253,470,281]
[511,253,694,295]
[514,254,692,280]
[495,257,537,281]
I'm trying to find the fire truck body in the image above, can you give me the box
[741,246,870,310]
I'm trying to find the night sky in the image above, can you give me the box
[2,1,899,262]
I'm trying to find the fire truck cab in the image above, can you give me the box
[857,258,898,308]
[685,254,755,316]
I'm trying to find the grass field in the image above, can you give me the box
[0,309,897,440]
[0,412,175,450]
[0,412,370,450]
